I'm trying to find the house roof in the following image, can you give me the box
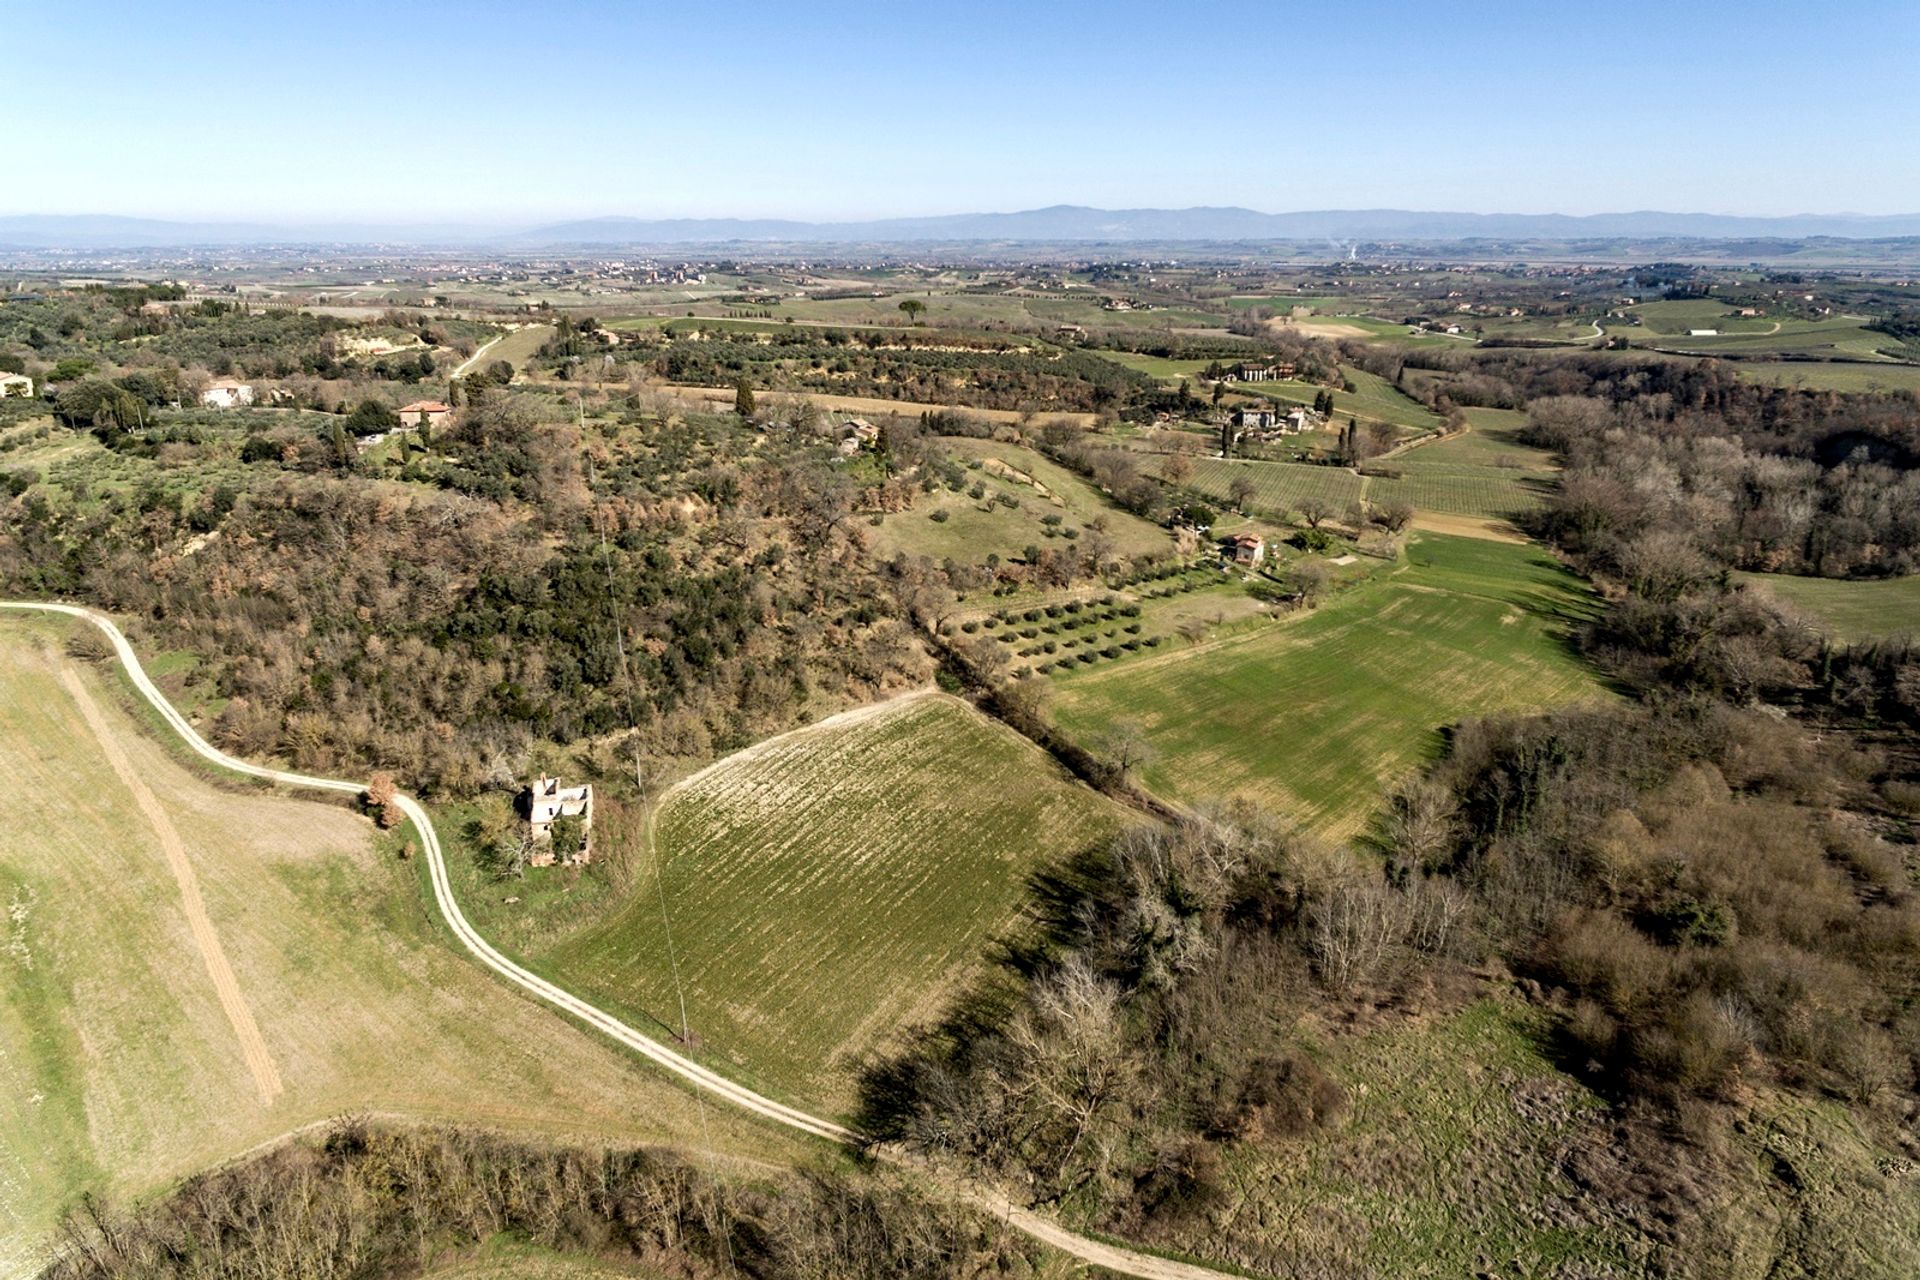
[398,400,452,413]
[1230,533,1264,547]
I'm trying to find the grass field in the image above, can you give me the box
[0,617,799,1275]
[539,694,1127,1116]
[479,323,557,375]
[1148,1000,1638,1276]
[1735,571,1920,643]
[1628,298,1779,335]
[1050,534,1606,838]
[1733,362,1920,393]
[869,437,1172,564]
[1085,350,1218,382]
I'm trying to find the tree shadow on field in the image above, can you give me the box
[852,838,1118,1143]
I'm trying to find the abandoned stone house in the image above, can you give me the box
[1223,533,1267,566]
[524,776,594,866]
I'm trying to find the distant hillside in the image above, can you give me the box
[521,206,1920,245]
[7,206,1920,249]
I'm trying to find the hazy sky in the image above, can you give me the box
[5,0,1916,223]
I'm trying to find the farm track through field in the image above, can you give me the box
[56,666,284,1106]
[0,601,1239,1280]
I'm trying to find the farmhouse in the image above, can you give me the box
[397,399,452,428]
[200,378,254,409]
[1232,407,1279,430]
[524,775,594,866]
[837,416,880,455]
[1223,533,1266,566]
[0,372,32,398]
[1231,362,1295,382]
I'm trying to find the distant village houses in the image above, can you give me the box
[397,399,453,429]
[0,372,32,398]
[523,776,594,867]
[200,379,254,409]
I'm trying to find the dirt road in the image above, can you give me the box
[0,601,1239,1280]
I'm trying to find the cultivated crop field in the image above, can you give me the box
[1050,534,1606,838]
[0,617,793,1275]
[1368,411,1558,518]
[1734,571,1920,643]
[540,694,1127,1115]
[1187,457,1365,516]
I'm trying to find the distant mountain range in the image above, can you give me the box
[6,206,1920,249]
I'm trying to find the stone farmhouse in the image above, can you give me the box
[397,399,453,429]
[524,776,594,866]
[1223,533,1266,566]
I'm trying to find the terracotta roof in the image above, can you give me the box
[398,400,452,413]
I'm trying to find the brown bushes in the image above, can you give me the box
[45,1120,1045,1280]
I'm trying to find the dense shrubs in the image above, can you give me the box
[47,1121,1046,1280]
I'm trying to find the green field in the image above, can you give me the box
[1735,571,1920,643]
[0,616,794,1275]
[869,437,1173,564]
[1152,1000,1637,1275]
[1241,368,1442,433]
[1368,411,1558,518]
[474,323,556,374]
[1733,362,1920,393]
[1628,298,1779,335]
[1628,307,1901,362]
[1187,456,1365,516]
[539,694,1126,1115]
[1085,349,1219,381]
[1050,534,1606,837]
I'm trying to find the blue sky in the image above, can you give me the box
[3,0,1915,222]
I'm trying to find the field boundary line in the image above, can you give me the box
[0,601,1241,1280]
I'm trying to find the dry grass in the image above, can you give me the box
[0,616,803,1276]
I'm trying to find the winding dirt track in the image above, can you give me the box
[0,601,1238,1280]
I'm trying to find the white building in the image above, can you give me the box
[200,379,255,409]
[0,372,32,398]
